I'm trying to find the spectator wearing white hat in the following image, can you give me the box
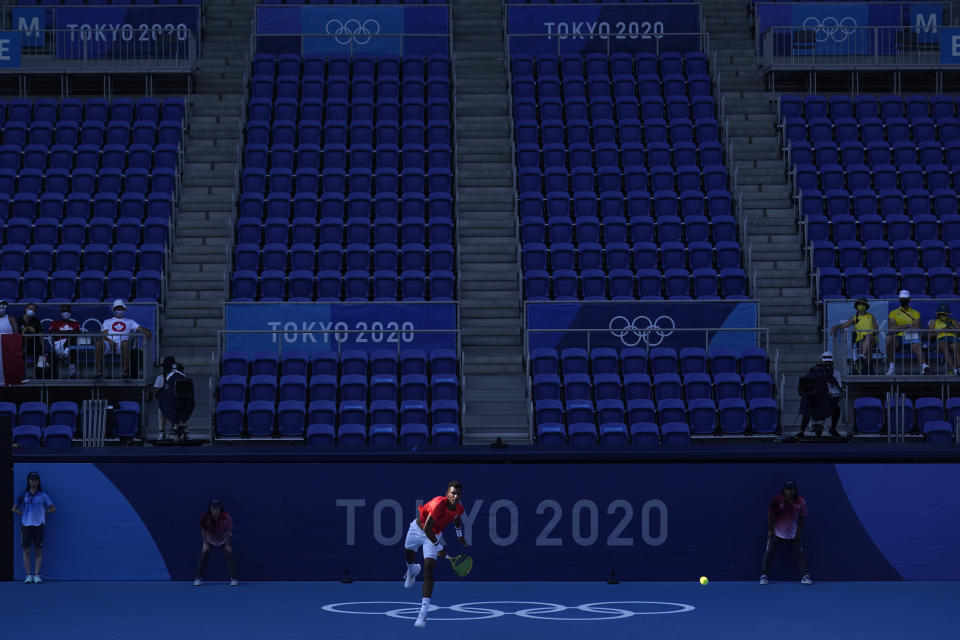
[885,290,930,375]
[94,300,152,379]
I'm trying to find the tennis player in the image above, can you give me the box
[402,480,468,628]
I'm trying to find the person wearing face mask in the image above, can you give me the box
[19,303,44,373]
[94,300,152,379]
[0,300,18,334]
[928,303,960,375]
[885,290,930,376]
[830,297,878,375]
[49,305,81,379]
[797,351,843,438]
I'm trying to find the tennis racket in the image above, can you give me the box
[448,553,473,577]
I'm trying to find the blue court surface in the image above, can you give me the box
[0,580,956,640]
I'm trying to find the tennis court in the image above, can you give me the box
[1,580,955,640]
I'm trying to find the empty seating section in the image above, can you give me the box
[780,94,960,300]
[515,52,746,301]
[234,54,456,302]
[0,97,183,303]
[5,399,140,447]
[531,346,776,445]
[13,0,201,4]
[259,0,447,4]
[853,395,959,442]
[215,349,461,445]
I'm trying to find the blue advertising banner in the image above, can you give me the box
[13,460,960,581]
[941,27,960,63]
[526,301,759,354]
[825,298,960,355]
[11,7,44,47]
[223,302,457,355]
[256,5,449,56]
[0,31,21,69]
[52,7,200,60]
[756,2,948,54]
[507,3,701,56]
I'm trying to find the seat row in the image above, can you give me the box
[239,166,452,196]
[817,266,960,299]
[1,242,163,273]
[795,163,960,195]
[238,191,452,221]
[0,169,176,198]
[218,372,459,404]
[0,97,185,125]
[249,77,450,103]
[533,371,775,404]
[783,116,960,147]
[246,120,451,148]
[811,239,960,271]
[515,118,721,147]
[789,139,960,168]
[798,187,960,219]
[0,143,179,174]
[1,120,182,148]
[520,189,734,219]
[215,400,462,445]
[521,214,739,245]
[853,396,959,440]
[513,76,712,101]
[518,164,728,195]
[1,216,169,246]
[515,95,717,123]
[0,269,162,303]
[531,346,770,377]
[236,241,453,273]
[243,142,451,172]
[524,267,748,300]
[248,96,451,125]
[535,398,779,440]
[230,268,455,301]
[780,94,960,121]
[251,54,451,81]
[512,52,708,80]
[234,216,453,246]
[1,191,174,220]
[221,348,457,378]
[805,212,960,244]
[518,141,724,172]
[523,240,741,273]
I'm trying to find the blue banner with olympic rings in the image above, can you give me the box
[525,301,759,354]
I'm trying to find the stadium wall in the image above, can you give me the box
[9,456,960,582]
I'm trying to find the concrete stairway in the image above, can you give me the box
[703,1,823,432]
[154,0,253,440]
[452,0,530,444]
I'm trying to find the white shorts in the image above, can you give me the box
[103,338,127,353]
[404,520,445,560]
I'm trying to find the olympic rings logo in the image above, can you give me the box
[322,600,695,621]
[608,315,675,347]
[801,16,858,43]
[325,18,381,46]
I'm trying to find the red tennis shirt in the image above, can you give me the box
[419,496,464,535]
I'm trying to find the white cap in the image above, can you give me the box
[821,351,833,362]
[898,289,911,299]
[112,299,127,309]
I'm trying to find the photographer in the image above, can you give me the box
[156,357,194,441]
[798,351,842,438]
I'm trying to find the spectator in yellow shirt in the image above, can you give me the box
[885,290,930,375]
[928,303,959,375]
[830,297,877,374]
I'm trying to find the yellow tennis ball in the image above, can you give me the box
[699,576,709,586]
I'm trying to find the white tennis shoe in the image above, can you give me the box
[24,575,33,584]
[414,616,426,629]
[759,574,768,585]
[404,563,421,588]
[32,575,42,584]
[801,574,813,585]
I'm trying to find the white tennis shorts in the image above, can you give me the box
[404,520,445,560]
